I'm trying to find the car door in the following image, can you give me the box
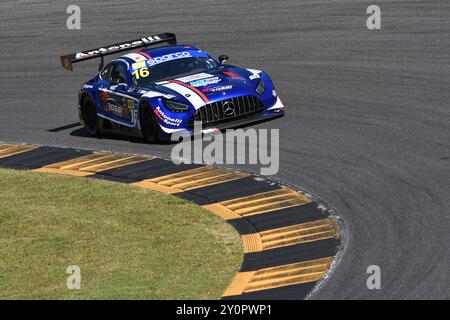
[97,61,137,126]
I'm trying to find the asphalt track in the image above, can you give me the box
[1,0,449,299]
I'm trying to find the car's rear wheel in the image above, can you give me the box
[139,102,160,143]
[81,96,99,136]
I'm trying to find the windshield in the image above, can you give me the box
[132,57,219,86]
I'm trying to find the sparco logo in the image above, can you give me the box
[147,51,191,66]
[75,36,161,59]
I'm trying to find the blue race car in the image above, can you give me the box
[60,33,284,142]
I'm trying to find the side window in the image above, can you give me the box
[100,64,112,82]
[110,62,128,85]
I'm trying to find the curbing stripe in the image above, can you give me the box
[36,167,94,177]
[0,144,15,151]
[0,147,92,169]
[222,281,317,300]
[222,272,256,297]
[34,153,150,176]
[131,180,183,194]
[132,167,250,193]
[175,176,282,205]
[241,238,340,271]
[91,158,202,181]
[259,218,339,250]
[0,143,341,300]
[241,218,339,253]
[241,233,263,253]
[79,155,148,172]
[202,203,242,221]
[45,153,114,169]
[0,144,38,158]
[222,257,333,297]
[236,202,331,233]
[216,188,311,217]
[202,189,311,220]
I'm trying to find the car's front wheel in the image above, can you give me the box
[139,102,160,143]
[81,96,99,136]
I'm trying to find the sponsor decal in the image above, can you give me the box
[202,85,233,93]
[127,99,135,109]
[132,61,147,70]
[146,51,191,67]
[105,99,122,115]
[176,73,213,83]
[154,106,183,127]
[189,77,221,88]
[103,97,132,121]
[247,69,262,80]
[75,36,162,59]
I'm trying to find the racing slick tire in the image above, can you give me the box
[81,96,100,136]
[139,102,160,143]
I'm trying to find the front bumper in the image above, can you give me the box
[206,109,284,131]
[158,95,285,140]
[159,109,285,141]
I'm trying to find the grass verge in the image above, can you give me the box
[0,168,242,299]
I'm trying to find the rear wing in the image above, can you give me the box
[60,32,177,71]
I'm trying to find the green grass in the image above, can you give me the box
[0,168,242,299]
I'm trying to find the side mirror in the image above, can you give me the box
[218,55,229,64]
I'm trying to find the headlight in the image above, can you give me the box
[163,99,189,112]
[256,78,266,96]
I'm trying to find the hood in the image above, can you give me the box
[147,67,261,105]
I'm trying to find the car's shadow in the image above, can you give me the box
[53,114,284,146]
[69,127,177,145]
